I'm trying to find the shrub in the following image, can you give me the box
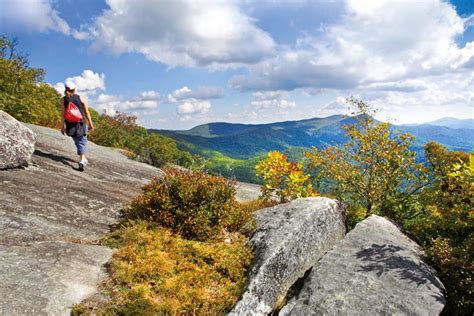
[402,147,473,314]
[89,111,147,150]
[100,222,253,315]
[89,111,195,168]
[429,237,473,314]
[256,151,316,203]
[126,167,255,241]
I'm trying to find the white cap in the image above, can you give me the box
[65,81,76,90]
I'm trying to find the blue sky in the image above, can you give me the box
[1,0,473,129]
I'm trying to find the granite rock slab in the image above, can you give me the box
[0,123,162,315]
[280,215,446,315]
[230,197,346,315]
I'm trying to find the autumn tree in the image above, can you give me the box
[401,144,473,314]
[256,151,316,202]
[305,97,424,221]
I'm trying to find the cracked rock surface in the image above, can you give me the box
[280,215,446,315]
[0,123,162,315]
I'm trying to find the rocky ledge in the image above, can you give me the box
[1,116,446,315]
[0,123,162,315]
[0,119,270,315]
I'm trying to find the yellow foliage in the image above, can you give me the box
[99,221,253,315]
[305,98,423,219]
[256,151,317,203]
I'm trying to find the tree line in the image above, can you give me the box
[0,36,195,169]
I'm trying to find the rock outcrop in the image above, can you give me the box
[230,197,346,315]
[0,122,268,315]
[0,124,162,315]
[0,111,36,169]
[280,215,446,315]
[235,181,262,202]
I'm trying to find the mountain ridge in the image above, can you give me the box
[400,117,473,130]
[152,115,472,159]
[150,114,472,183]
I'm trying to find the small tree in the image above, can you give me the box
[305,97,424,219]
[256,151,316,203]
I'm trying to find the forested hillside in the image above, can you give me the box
[153,114,473,183]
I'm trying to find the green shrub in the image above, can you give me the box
[126,167,255,241]
[89,112,195,168]
[429,237,473,314]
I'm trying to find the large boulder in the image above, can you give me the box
[230,197,346,315]
[0,111,36,169]
[280,215,446,315]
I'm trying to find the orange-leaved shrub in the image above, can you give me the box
[126,167,255,240]
[72,170,268,315]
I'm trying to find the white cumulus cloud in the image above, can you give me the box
[250,90,296,110]
[363,71,474,123]
[167,86,224,102]
[168,86,218,115]
[94,91,160,115]
[88,0,275,68]
[231,0,474,91]
[253,90,288,101]
[0,0,88,39]
[54,70,106,96]
[177,100,211,114]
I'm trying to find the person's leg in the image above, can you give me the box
[73,135,88,169]
[79,153,87,163]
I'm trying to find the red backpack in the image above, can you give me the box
[64,99,83,123]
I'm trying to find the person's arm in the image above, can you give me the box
[80,96,95,130]
[60,97,66,135]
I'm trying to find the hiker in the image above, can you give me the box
[60,81,94,171]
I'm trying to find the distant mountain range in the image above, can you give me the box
[405,117,474,130]
[153,115,473,159]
